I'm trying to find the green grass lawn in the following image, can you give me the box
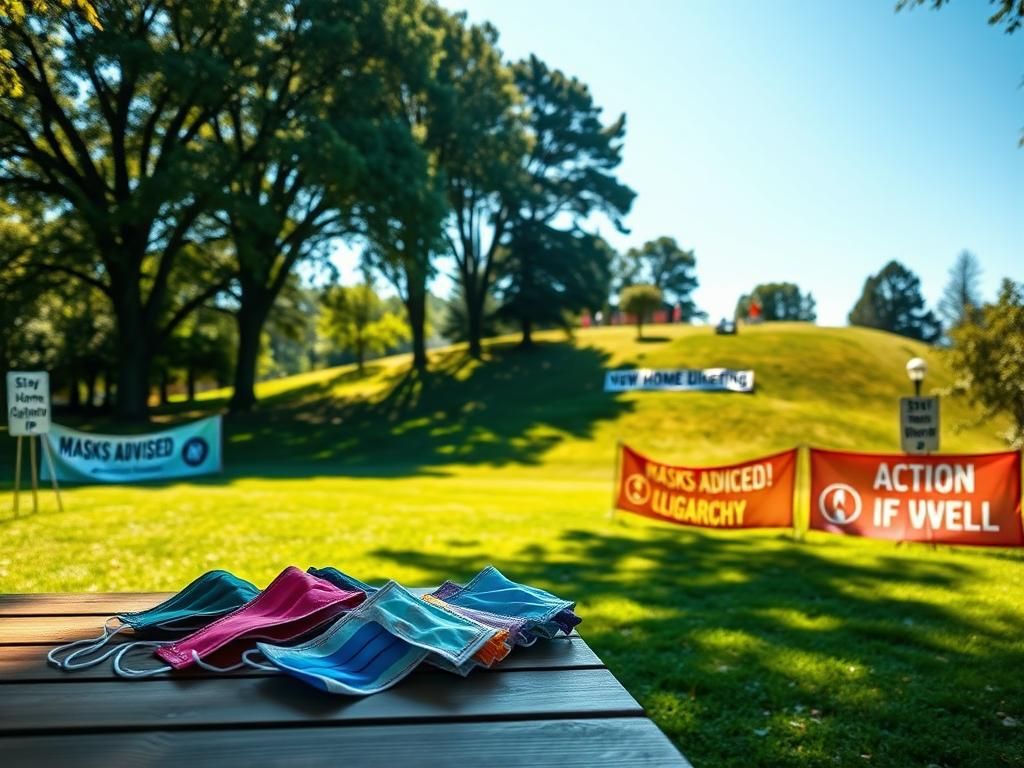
[1,323,1022,767]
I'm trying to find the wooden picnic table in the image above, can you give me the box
[0,592,691,767]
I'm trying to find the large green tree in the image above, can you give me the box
[620,283,662,340]
[0,0,262,419]
[735,282,816,322]
[620,237,701,321]
[213,0,439,410]
[947,279,1024,447]
[496,55,634,345]
[432,12,525,359]
[320,279,410,371]
[360,2,449,371]
[848,260,941,342]
[497,223,614,345]
[937,250,982,331]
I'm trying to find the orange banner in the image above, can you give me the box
[809,449,1023,547]
[615,444,796,529]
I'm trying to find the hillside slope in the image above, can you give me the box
[174,322,1009,477]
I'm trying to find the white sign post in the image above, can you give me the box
[900,396,939,454]
[5,371,61,514]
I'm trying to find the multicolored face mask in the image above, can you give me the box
[47,569,260,671]
[113,566,364,677]
[431,566,581,639]
[309,566,512,666]
[256,581,505,695]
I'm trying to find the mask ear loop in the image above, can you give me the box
[189,650,248,674]
[241,648,278,672]
[112,641,173,678]
[48,617,125,669]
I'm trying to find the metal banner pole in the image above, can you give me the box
[13,435,22,515]
[40,436,63,513]
[29,435,39,514]
[608,440,623,521]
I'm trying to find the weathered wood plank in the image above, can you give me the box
[0,669,641,735]
[0,615,139,644]
[0,636,602,682]
[0,717,692,767]
[0,593,174,616]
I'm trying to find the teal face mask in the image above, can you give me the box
[256,581,502,695]
[307,566,377,595]
[48,570,260,671]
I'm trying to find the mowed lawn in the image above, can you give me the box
[1,323,1022,767]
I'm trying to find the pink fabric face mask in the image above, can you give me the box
[114,567,364,677]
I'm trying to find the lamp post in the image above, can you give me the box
[905,357,927,397]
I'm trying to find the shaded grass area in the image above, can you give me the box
[0,324,1021,766]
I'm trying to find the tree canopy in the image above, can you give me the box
[848,261,941,342]
[620,284,663,339]
[946,279,1024,447]
[736,282,816,322]
[619,237,702,321]
[937,250,983,332]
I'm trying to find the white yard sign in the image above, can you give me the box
[900,396,939,454]
[6,371,51,437]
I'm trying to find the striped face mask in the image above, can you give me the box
[48,570,260,671]
[310,565,578,646]
[113,567,364,677]
[431,566,581,639]
[255,581,506,695]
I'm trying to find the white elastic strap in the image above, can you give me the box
[241,648,279,672]
[47,617,122,669]
[190,650,247,673]
[61,622,133,670]
[112,641,172,678]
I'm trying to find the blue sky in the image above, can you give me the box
[340,0,1023,325]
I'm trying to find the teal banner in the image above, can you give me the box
[41,416,222,483]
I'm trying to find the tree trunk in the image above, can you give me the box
[405,279,428,371]
[230,294,271,413]
[465,285,484,359]
[159,369,170,406]
[85,370,97,409]
[102,370,114,409]
[112,286,152,422]
[187,367,196,402]
[68,374,81,410]
[636,317,643,339]
[520,317,533,348]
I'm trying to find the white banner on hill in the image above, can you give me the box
[40,416,222,483]
[604,368,755,393]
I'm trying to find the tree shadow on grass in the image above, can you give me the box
[0,341,632,484]
[216,342,629,478]
[215,341,629,479]
[636,335,671,344]
[368,527,1024,768]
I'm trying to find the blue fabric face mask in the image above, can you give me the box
[431,566,581,639]
[48,570,260,671]
[256,581,502,695]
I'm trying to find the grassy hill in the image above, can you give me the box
[1,323,1021,767]
[169,321,1008,471]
